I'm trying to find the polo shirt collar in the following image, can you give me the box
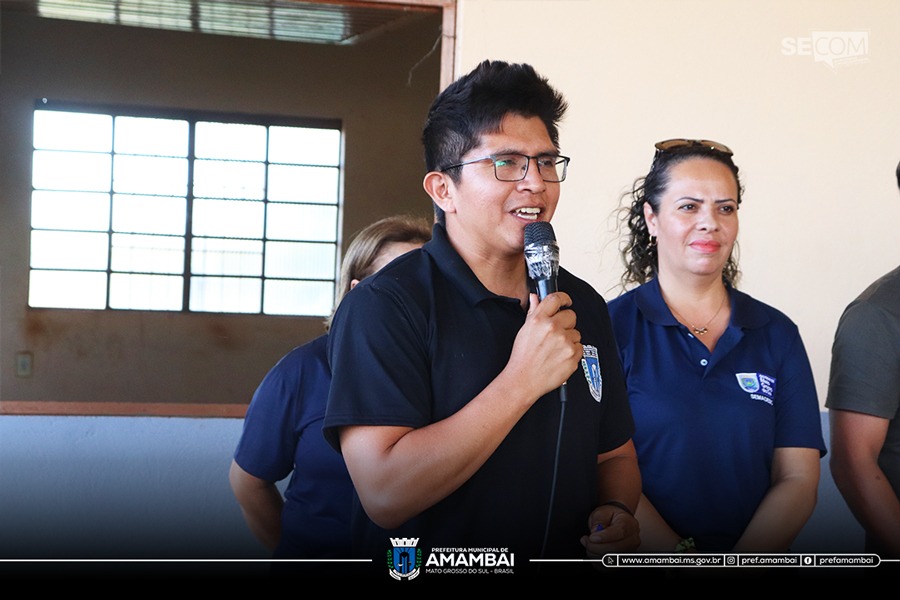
[423,223,513,307]
[634,276,769,331]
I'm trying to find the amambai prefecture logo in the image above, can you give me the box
[388,537,422,580]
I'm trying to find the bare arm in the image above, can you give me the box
[830,409,900,556]
[581,439,642,554]
[633,493,683,552]
[339,292,582,529]
[228,459,284,551]
[732,446,821,552]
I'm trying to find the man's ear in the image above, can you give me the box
[423,171,455,216]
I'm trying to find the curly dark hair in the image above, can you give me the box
[617,141,744,290]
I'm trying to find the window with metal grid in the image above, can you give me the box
[29,101,343,316]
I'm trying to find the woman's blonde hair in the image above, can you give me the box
[325,215,432,330]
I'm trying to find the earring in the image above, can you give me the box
[648,235,657,248]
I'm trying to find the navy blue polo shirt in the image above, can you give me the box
[324,223,634,564]
[608,278,825,551]
[234,334,353,559]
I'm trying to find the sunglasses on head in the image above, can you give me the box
[654,138,733,156]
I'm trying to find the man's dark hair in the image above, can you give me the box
[421,60,567,223]
[422,60,567,176]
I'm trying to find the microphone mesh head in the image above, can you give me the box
[523,221,559,287]
[524,221,556,246]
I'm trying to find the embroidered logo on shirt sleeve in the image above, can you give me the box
[581,345,603,402]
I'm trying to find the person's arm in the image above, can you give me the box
[731,446,820,552]
[632,493,684,552]
[830,409,900,557]
[228,459,284,551]
[338,291,582,529]
[581,439,642,554]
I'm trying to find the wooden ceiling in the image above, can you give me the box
[1,0,443,45]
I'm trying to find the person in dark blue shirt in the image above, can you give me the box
[609,139,825,553]
[229,215,431,562]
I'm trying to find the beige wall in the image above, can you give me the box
[0,9,441,407]
[455,0,900,408]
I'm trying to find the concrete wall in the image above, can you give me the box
[0,8,441,408]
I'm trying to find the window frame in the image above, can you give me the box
[28,99,344,316]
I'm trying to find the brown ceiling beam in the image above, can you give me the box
[289,0,456,87]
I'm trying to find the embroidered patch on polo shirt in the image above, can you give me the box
[735,372,776,405]
[581,345,602,402]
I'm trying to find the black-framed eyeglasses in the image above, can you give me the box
[441,153,570,182]
[654,138,733,156]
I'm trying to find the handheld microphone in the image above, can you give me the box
[523,220,568,394]
[523,221,560,301]
[525,221,568,562]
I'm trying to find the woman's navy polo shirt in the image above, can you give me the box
[234,334,354,558]
[608,278,826,551]
[324,223,634,563]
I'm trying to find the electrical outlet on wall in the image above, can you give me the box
[16,351,33,378]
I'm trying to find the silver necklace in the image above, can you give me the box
[669,293,728,336]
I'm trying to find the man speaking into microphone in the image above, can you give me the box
[324,60,640,578]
